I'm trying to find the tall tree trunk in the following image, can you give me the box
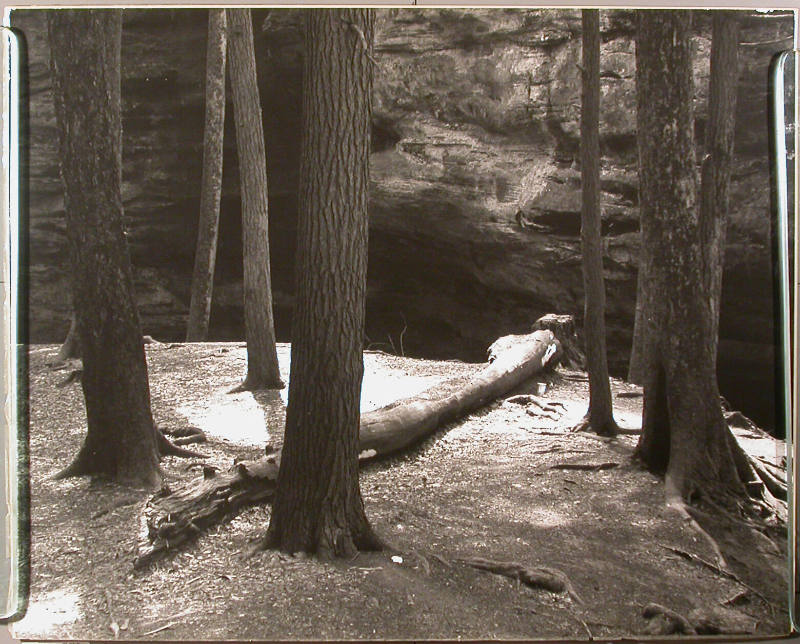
[186,9,227,342]
[634,11,743,502]
[700,11,740,365]
[48,9,160,488]
[577,9,618,437]
[227,8,283,391]
[265,8,381,558]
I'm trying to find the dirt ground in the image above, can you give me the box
[10,342,791,640]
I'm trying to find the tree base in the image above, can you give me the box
[261,515,385,560]
[54,449,162,489]
[229,374,285,394]
[570,413,619,437]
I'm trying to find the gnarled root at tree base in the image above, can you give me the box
[134,328,562,568]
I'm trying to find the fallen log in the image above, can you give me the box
[358,329,560,457]
[134,329,561,568]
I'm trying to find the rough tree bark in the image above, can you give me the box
[634,11,761,507]
[227,8,283,391]
[700,11,740,364]
[264,9,379,558]
[186,9,227,342]
[48,10,161,488]
[575,9,618,437]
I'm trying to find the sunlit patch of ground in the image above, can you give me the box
[13,343,791,641]
[14,589,81,634]
[174,348,456,447]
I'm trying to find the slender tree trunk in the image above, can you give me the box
[186,9,227,342]
[634,11,743,502]
[627,267,647,385]
[48,9,160,488]
[577,9,618,437]
[227,8,283,390]
[266,8,381,558]
[700,11,740,365]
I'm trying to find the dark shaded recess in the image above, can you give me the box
[366,228,560,362]
[371,115,402,153]
[601,9,637,40]
[600,177,638,205]
[599,133,637,161]
[520,210,639,238]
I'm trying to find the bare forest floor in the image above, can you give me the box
[12,342,791,640]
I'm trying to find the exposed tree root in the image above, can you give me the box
[229,374,286,394]
[53,450,161,489]
[659,544,771,608]
[664,492,729,571]
[505,394,567,421]
[455,556,582,604]
[747,456,786,501]
[155,427,206,458]
[569,414,619,437]
[162,425,207,446]
[642,602,696,635]
[56,368,83,388]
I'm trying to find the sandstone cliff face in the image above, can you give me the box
[13,8,793,426]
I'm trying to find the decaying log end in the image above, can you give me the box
[134,459,279,569]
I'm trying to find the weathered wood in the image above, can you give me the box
[134,329,561,567]
[457,556,582,603]
[134,458,279,569]
[359,329,560,457]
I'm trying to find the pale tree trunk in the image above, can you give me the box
[48,9,161,488]
[700,11,740,365]
[577,9,618,436]
[227,8,283,390]
[265,8,380,558]
[186,9,227,342]
[634,11,746,502]
[627,269,647,384]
